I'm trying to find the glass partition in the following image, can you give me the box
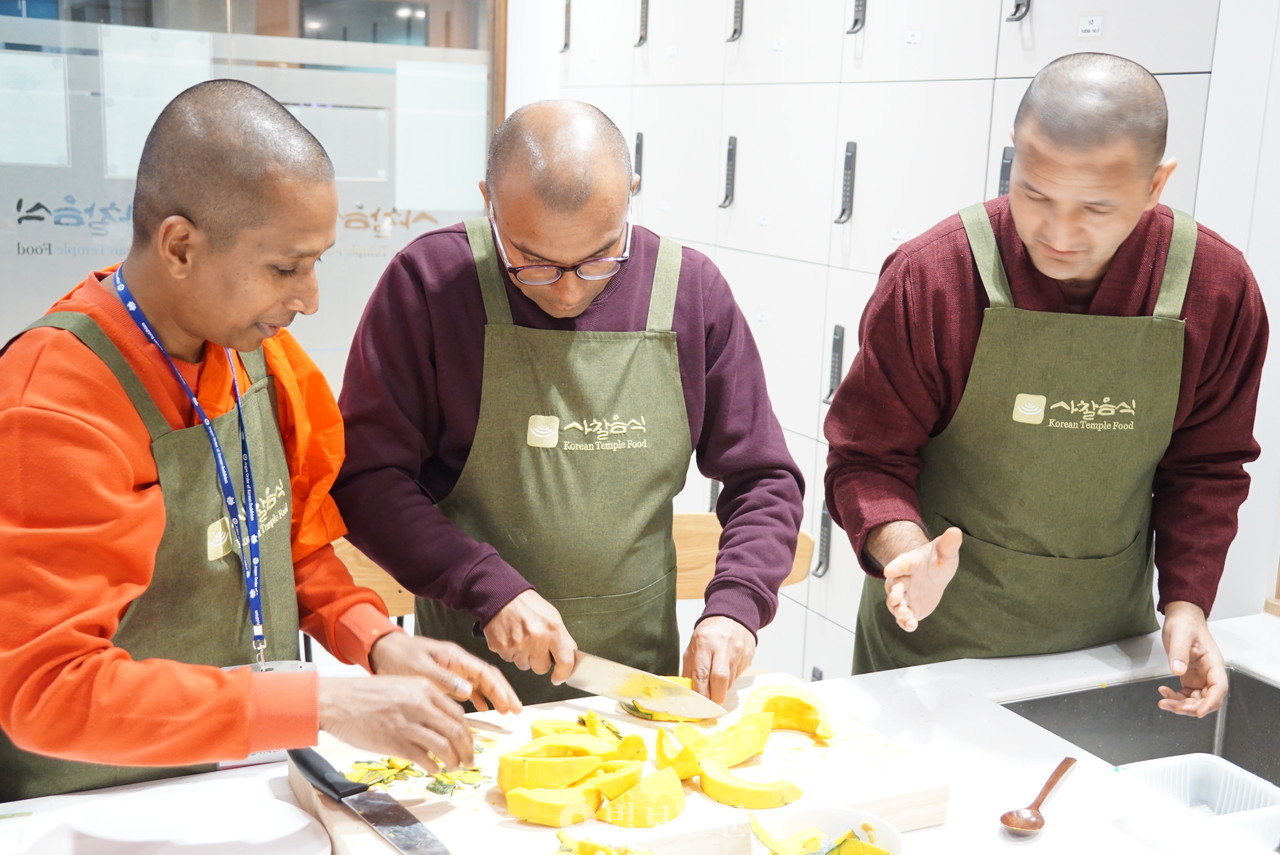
[1,0,497,387]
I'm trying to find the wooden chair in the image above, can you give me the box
[302,538,416,662]
[673,512,814,600]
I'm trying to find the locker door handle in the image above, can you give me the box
[728,0,744,41]
[823,325,845,404]
[709,480,721,512]
[833,141,856,224]
[560,0,571,52]
[719,136,737,208]
[636,0,648,46]
[846,0,866,34]
[633,131,644,195]
[998,145,1014,195]
[813,504,832,578]
[1005,0,1030,22]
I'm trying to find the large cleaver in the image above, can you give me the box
[564,650,727,719]
[289,748,449,854]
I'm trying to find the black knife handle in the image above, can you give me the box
[289,747,369,801]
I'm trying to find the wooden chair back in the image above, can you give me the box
[332,537,416,618]
[673,512,813,601]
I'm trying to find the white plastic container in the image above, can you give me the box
[1116,753,1280,816]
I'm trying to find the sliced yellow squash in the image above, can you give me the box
[595,767,686,828]
[698,760,801,810]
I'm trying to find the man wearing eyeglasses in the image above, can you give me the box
[334,100,804,705]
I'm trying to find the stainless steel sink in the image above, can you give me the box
[1002,666,1280,787]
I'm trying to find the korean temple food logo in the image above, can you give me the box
[528,413,652,451]
[526,415,559,448]
[1011,393,1047,425]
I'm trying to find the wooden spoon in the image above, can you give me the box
[1000,756,1077,836]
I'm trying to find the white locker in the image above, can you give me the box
[804,441,866,634]
[715,249,829,443]
[754,586,808,679]
[717,84,841,266]
[828,79,994,274]
[816,267,878,440]
[631,85,724,246]
[802,609,857,682]
[778,431,822,609]
[983,73,1210,216]
[560,0,640,88]
[722,0,847,85]
[840,0,1003,82]
[995,0,1220,78]
[633,0,728,86]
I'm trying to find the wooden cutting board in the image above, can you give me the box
[289,673,949,854]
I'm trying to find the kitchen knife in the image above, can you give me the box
[565,650,728,719]
[288,747,449,854]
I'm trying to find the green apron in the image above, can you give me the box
[0,312,299,800]
[415,220,691,704]
[854,205,1196,673]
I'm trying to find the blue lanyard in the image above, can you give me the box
[112,267,267,664]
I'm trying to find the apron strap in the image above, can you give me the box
[239,347,268,384]
[646,237,683,332]
[1153,209,1196,320]
[23,311,171,440]
[958,203,1015,309]
[464,217,515,326]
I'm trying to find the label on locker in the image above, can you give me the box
[757,214,771,230]
[905,30,921,47]
[889,227,906,243]
[771,38,786,53]
[1078,16,1103,38]
[666,46,679,59]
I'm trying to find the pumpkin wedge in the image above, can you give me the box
[655,727,699,780]
[497,733,618,793]
[576,759,644,801]
[697,711,774,767]
[595,767,686,828]
[531,718,591,739]
[745,685,835,741]
[504,781,601,827]
[699,760,801,809]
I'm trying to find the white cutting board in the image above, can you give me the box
[289,673,949,854]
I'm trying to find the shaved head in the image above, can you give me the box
[132,79,334,251]
[1014,52,1167,172]
[486,100,632,213]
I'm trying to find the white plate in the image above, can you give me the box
[749,803,904,854]
[25,778,330,855]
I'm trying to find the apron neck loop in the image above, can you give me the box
[1153,209,1196,321]
[645,237,683,332]
[464,217,515,325]
[959,203,1015,309]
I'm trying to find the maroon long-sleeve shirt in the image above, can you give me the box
[825,198,1267,614]
[334,223,804,635]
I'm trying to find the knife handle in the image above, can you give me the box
[289,747,369,801]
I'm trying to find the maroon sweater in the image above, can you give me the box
[825,198,1267,615]
[334,223,804,635]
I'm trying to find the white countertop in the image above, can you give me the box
[4,612,1279,855]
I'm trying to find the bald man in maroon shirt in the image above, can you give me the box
[825,52,1266,718]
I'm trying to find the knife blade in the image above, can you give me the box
[288,747,449,854]
[565,650,728,719]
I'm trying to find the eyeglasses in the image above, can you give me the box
[488,203,632,287]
